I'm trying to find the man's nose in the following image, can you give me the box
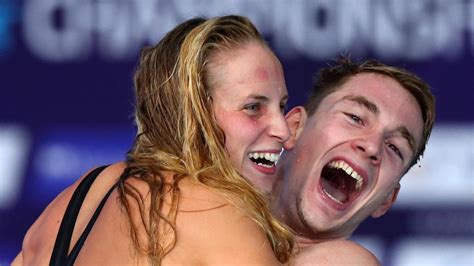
[268,112,290,143]
[351,132,383,165]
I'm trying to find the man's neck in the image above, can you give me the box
[294,233,349,249]
[294,235,320,250]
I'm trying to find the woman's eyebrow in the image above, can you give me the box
[247,94,270,102]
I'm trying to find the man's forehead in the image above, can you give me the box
[321,73,414,111]
[313,73,424,143]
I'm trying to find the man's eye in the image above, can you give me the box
[387,143,404,160]
[344,113,364,125]
[280,102,287,113]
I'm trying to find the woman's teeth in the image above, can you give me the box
[248,152,280,168]
[248,152,280,162]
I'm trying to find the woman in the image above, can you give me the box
[13,15,293,265]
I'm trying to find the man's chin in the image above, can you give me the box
[299,206,353,240]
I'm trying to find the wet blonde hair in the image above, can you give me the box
[118,15,293,265]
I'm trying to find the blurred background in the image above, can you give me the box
[0,0,473,265]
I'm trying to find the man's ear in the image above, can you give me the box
[284,106,307,150]
[371,183,401,218]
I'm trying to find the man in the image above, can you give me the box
[274,58,435,264]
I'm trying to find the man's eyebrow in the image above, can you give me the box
[342,95,379,114]
[396,125,417,156]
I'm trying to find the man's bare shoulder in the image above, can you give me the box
[293,239,380,266]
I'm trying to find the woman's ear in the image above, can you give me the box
[284,106,307,150]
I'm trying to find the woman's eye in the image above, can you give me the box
[244,103,261,115]
[387,143,404,160]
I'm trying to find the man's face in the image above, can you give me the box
[277,73,424,240]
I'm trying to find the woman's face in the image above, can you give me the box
[209,42,290,194]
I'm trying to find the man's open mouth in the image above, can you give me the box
[248,152,280,168]
[320,160,365,205]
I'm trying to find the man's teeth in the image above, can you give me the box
[323,189,343,204]
[327,160,363,190]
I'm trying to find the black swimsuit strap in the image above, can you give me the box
[49,165,109,266]
[65,182,116,265]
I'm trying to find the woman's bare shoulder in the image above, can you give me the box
[293,239,380,266]
[18,162,126,265]
[169,179,282,265]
